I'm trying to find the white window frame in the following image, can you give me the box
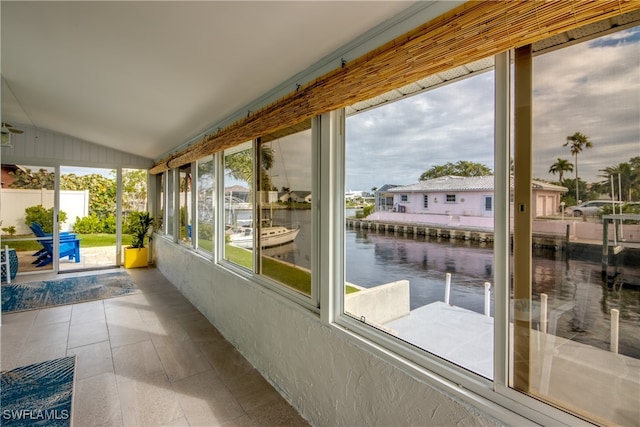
[217,129,320,311]
[329,52,588,426]
[194,156,215,257]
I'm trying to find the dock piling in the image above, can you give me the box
[484,282,491,316]
[540,293,548,333]
[445,273,451,305]
[611,308,619,354]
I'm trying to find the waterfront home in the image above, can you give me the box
[374,184,405,212]
[389,175,567,218]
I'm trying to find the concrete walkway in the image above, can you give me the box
[12,245,123,275]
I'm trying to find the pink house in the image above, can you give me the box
[388,176,567,219]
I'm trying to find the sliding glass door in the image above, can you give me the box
[59,166,117,271]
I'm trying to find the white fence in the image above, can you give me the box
[0,189,89,234]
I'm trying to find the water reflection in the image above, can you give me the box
[347,229,640,359]
[258,207,639,359]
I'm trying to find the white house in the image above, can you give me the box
[389,175,567,218]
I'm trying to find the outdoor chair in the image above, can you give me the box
[29,223,81,267]
[32,237,81,267]
[29,222,77,258]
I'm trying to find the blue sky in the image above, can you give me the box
[344,26,639,192]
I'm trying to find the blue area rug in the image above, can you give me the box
[1,356,75,426]
[1,271,140,313]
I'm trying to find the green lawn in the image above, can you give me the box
[224,244,359,294]
[3,233,122,251]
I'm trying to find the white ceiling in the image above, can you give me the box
[1,1,414,161]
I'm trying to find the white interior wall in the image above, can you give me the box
[1,124,153,169]
[153,237,502,426]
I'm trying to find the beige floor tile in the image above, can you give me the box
[118,376,184,427]
[247,399,310,427]
[74,372,123,427]
[1,316,34,370]
[68,318,109,349]
[202,341,257,383]
[112,340,166,382]
[1,266,309,427]
[67,340,114,380]
[25,319,70,344]
[176,311,224,343]
[159,416,190,427]
[16,342,68,368]
[71,300,106,325]
[34,304,72,325]
[1,309,38,326]
[171,369,247,426]
[151,332,212,382]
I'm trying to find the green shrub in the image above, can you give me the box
[73,214,103,233]
[25,205,67,233]
[73,213,117,234]
[362,204,375,217]
[102,215,117,234]
[199,223,213,240]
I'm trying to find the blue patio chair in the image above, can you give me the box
[29,223,81,267]
[29,223,77,258]
[32,237,81,267]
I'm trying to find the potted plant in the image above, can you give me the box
[124,211,154,268]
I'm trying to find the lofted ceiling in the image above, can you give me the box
[1,1,414,161]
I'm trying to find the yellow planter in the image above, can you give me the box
[124,247,148,268]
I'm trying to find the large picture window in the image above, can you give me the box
[196,156,215,253]
[344,62,496,378]
[178,164,192,244]
[166,169,175,237]
[510,23,640,425]
[224,141,254,269]
[258,124,313,296]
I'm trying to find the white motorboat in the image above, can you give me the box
[227,224,300,249]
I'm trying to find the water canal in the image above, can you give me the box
[260,209,640,358]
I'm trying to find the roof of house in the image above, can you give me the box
[377,184,405,192]
[389,176,567,193]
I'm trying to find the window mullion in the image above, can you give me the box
[493,51,511,389]
[513,44,533,392]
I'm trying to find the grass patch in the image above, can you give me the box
[3,233,119,251]
[262,257,311,295]
[198,238,213,252]
[224,244,253,268]
[224,244,360,296]
[79,233,118,247]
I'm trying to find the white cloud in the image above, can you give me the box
[344,27,639,191]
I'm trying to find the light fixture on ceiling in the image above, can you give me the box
[1,122,24,147]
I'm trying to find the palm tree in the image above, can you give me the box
[599,162,634,202]
[563,132,593,202]
[224,146,274,190]
[548,158,573,185]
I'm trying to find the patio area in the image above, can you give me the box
[10,245,124,276]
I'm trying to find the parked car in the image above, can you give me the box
[566,200,622,216]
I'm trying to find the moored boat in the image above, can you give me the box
[227,224,300,249]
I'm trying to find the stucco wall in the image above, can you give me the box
[397,192,491,217]
[153,236,502,426]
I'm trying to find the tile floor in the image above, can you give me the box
[1,267,309,426]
